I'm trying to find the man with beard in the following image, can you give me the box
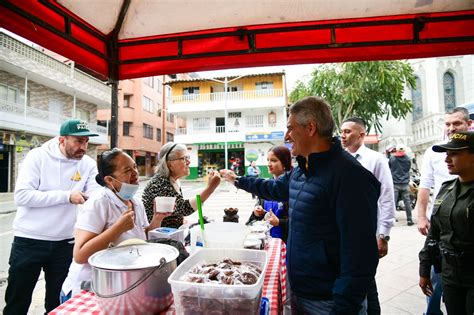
[3,119,100,315]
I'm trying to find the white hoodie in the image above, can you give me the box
[13,137,100,241]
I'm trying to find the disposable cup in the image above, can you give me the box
[154,196,176,213]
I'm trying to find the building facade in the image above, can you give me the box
[168,72,288,179]
[0,31,110,192]
[379,55,474,165]
[97,74,193,177]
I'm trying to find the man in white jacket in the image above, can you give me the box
[3,119,101,315]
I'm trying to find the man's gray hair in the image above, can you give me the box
[447,107,470,121]
[289,96,335,138]
[156,142,187,177]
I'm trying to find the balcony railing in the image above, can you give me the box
[0,32,110,95]
[411,113,445,145]
[0,99,107,135]
[175,122,281,136]
[172,89,283,103]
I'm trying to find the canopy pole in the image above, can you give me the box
[108,0,131,149]
[110,79,118,148]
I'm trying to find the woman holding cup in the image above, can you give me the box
[244,145,293,243]
[60,148,170,300]
[142,142,221,228]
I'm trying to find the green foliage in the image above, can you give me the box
[289,61,416,134]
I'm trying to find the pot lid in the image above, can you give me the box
[88,243,179,270]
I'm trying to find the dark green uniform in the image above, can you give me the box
[419,178,474,314]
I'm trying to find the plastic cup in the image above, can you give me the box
[154,196,176,213]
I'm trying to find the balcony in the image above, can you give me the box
[0,99,108,144]
[411,113,445,149]
[0,32,110,108]
[169,89,285,113]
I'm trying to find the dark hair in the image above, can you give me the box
[447,107,469,121]
[343,117,366,131]
[289,96,335,138]
[269,145,293,171]
[96,148,124,186]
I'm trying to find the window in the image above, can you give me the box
[193,117,210,131]
[166,112,174,123]
[228,112,241,118]
[123,95,131,108]
[183,86,200,100]
[0,83,27,104]
[75,108,90,122]
[443,72,456,111]
[166,132,174,142]
[245,114,264,128]
[156,128,162,142]
[157,103,162,117]
[143,123,153,139]
[255,81,273,96]
[216,117,225,133]
[411,76,423,121]
[145,76,154,88]
[166,86,172,104]
[142,96,154,113]
[48,99,64,123]
[157,78,163,94]
[123,122,132,136]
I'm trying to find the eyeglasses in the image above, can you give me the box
[169,155,190,162]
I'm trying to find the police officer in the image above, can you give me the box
[418,131,474,315]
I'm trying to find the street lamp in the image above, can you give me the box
[207,75,247,169]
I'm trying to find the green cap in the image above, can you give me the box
[432,131,474,152]
[60,119,98,137]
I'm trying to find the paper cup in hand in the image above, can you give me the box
[154,196,176,213]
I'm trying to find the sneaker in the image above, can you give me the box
[407,220,414,226]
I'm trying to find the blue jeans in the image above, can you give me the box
[291,293,366,315]
[426,268,443,315]
[3,236,73,315]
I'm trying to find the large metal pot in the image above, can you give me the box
[88,243,179,315]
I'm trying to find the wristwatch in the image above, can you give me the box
[378,234,390,242]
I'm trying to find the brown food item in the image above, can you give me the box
[224,207,239,216]
[180,258,262,285]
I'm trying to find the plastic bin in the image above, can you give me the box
[189,222,247,253]
[168,248,268,315]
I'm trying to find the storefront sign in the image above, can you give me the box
[245,131,284,141]
[245,149,258,162]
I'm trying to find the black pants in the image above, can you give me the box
[367,279,381,315]
[443,284,474,315]
[3,236,73,315]
[394,183,412,221]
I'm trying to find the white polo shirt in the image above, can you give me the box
[62,187,149,296]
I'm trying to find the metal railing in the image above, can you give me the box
[0,32,110,94]
[172,89,283,103]
[0,99,106,135]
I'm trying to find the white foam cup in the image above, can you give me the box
[154,196,176,213]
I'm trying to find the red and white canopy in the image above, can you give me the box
[1,0,473,80]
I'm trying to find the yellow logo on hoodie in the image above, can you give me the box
[71,171,82,181]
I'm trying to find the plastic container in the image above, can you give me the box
[168,248,268,315]
[154,196,176,213]
[149,227,185,243]
[189,222,247,252]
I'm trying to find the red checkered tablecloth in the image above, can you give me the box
[50,239,287,315]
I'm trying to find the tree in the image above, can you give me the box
[289,61,416,134]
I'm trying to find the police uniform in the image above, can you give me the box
[419,132,474,315]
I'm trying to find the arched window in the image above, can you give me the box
[443,72,456,110]
[411,76,423,121]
